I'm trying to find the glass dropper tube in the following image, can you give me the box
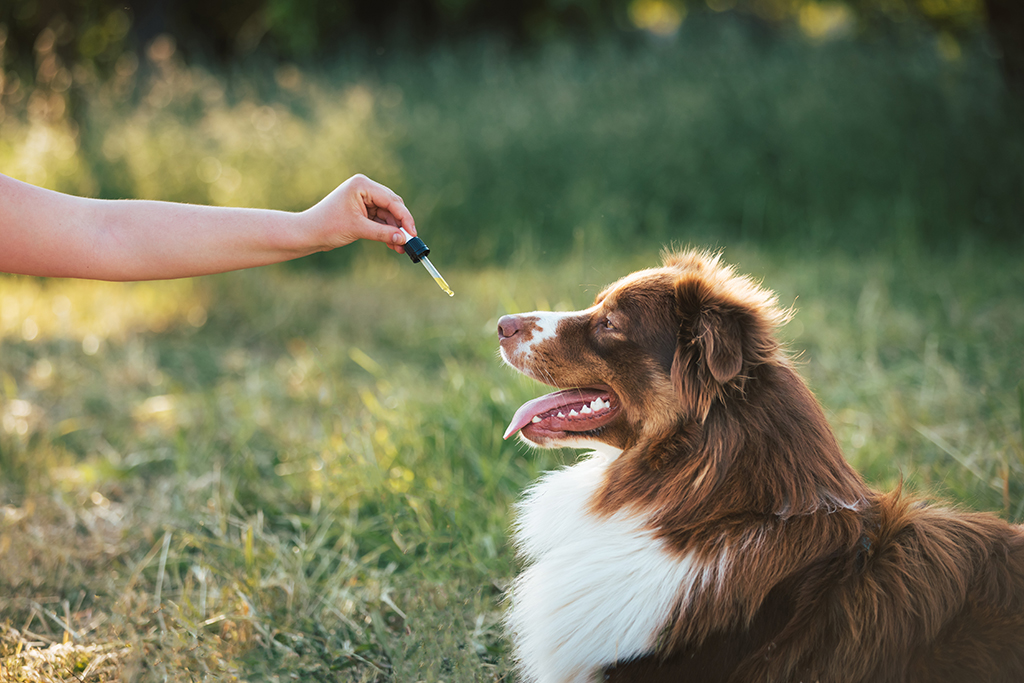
[399,228,454,297]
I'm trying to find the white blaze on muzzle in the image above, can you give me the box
[500,306,619,443]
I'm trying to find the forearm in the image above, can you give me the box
[1,172,412,281]
[1,174,319,281]
[86,199,315,281]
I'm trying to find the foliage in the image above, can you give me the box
[1,22,1021,267]
[0,0,994,70]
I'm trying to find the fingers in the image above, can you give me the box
[351,174,416,236]
[315,174,417,253]
[368,208,401,228]
[360,216,408,253]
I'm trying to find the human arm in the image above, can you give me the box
[0,172,416,281]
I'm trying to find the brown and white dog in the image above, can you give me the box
[497,249,1024,683]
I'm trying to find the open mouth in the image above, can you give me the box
[503,386,620,440]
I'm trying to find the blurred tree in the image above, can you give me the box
[0,0,1021,90]
[983,0,1024,92]
[0,1,133,78]
[843,0,983,32]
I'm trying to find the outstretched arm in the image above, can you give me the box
[0,173,416,281]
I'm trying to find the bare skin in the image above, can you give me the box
[0,172,417,281]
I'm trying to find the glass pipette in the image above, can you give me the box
[399,228,454,297]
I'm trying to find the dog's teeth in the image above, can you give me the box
[581,406,592,414]
[557,412,565,418]
[591,399,605,411]
[569,409,578,417]
[532,416,542,423]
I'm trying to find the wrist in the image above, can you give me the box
[282,207,328,256]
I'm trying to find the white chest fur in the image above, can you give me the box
[506,450,704,683]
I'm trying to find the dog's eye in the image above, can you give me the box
[594,311,622,334]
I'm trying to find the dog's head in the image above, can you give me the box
[498,249,790,451]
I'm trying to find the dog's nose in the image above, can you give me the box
[497,315,522,340]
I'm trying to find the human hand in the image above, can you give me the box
[303,174,416,254]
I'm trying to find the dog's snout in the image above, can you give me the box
[498,315,522,340]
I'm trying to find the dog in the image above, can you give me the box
[497,249,1024,683]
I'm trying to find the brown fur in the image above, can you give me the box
[500,249,1024,683]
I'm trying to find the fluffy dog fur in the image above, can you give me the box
[497,249,1024,683]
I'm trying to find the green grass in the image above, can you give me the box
[2,246,1023,681]
[2,19,1023,682]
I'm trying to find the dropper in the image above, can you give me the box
[399,228,454,297]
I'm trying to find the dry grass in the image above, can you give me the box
[0,633,127,683]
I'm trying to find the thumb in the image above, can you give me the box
[358,217,407,248]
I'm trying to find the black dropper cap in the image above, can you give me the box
[403,235,430,264]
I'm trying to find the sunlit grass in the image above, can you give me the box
[2,244,1023,680]
[0,277,203,344]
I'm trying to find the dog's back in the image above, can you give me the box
[607,492,1024,683]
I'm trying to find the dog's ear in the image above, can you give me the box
[671,279,747,419]
[697,310,744,384]
[664,249,788,420]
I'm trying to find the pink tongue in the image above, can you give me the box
[503,388,610,440]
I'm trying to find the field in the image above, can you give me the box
[2,19,1023,682]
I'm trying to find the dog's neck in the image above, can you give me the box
[569,361,873,656]
[590,361,870,544]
